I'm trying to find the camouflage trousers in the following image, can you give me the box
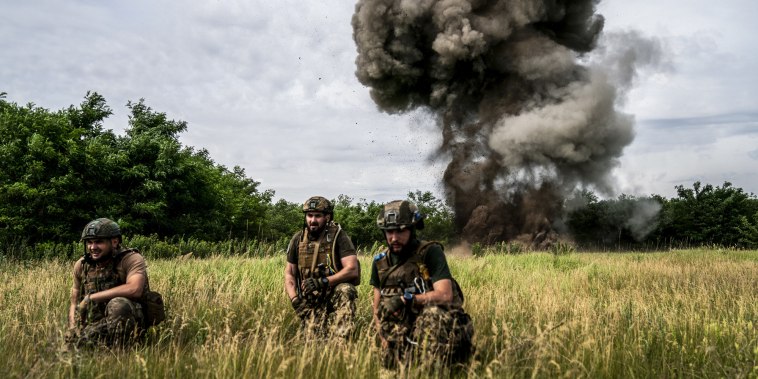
[67,297,144,347]
[299,283,357,339]
[379,305,474,368]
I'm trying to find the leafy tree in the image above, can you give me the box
[735,211,758,248]
[565,192,663,249]
[261,198,302,244]
[0,93,276,246]
[407,190,454,243]
[333,195,383,249]
[214,165,274,242]
[0,92,112,242]
[659,182,758,247]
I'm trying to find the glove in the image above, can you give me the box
[291,296,310,319]
[303,277,328,298]
[379,296,405,320]
[77,294,92,319]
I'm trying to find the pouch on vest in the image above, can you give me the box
[140,290,166,327]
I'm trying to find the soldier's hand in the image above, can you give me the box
[77,295,92,318]
[291,296,309,319]
[379,296,405,320]
[303,277,328,298]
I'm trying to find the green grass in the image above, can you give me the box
[0,249,756,378]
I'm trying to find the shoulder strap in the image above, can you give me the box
[111,248,138,275]
[377,252,402,289]
[328,223,341,273]
[79,259,89,299]
[417,240,442,256]
[414,240,442,282]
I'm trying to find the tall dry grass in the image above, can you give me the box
[0,249,755,378]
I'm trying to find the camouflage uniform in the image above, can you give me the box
[298,282,358,339]
[373,200,474,368]
[69,246,147,347]
[67,218,163,347]
[373,242,474,367]
[288,196,360,338]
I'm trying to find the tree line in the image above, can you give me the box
[1,92,756,254]
[565,182,758,249]
[0,92,453,251]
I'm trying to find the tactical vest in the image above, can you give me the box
[297,223,342,280]
[78,248,141,319]
[375,241,464,308]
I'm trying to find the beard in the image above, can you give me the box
[390,233,420,257]
[307,224,326,238]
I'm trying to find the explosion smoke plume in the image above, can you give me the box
[352,0,661,245]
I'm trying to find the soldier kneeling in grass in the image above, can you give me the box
[371,200,474,368]
[66,218,164,347]
[284,196,361,338]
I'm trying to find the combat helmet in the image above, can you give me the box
[376,200,425,230]
[81,218,122,241]
[302,196,333,214]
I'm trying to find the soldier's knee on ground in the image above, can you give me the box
[105,297,140,332]
[414,306,474,363]
[106,297,137,317]
[415,305,451,330]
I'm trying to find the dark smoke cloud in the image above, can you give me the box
[352,0,664,245]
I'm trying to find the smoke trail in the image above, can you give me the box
[625,198,662,241]
[353,0,662,245]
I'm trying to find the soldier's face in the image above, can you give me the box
[305,212,329,233]
[385,229,411,253]
[86,238,117,261]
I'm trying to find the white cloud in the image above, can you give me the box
[1,0,757,204]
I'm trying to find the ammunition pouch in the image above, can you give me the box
[140,290,166,327]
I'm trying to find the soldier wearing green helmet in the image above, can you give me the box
[284,196,361,338]
[371,200,473,368]
[66,218,164,347]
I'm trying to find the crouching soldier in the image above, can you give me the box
[66,218,165,347]
[284,196,360,338]
[371,200,474,368]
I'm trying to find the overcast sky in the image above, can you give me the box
[2,0,757,204]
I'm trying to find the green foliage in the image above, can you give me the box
[260,198,302,243]
[333,195,383,248]
[470,242,484,257]
[126,234,284,259]
[658,181,758,248]
[735,211,758,247]
[565,191,664,249]
[3,92,758,253]
[0,92,112,243]
[407,190,455,243]
[565,183,758,250]
[549,241,576,255]
[0,93,275,249]
[493,241,525,255]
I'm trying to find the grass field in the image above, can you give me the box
[0,248,756,378]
